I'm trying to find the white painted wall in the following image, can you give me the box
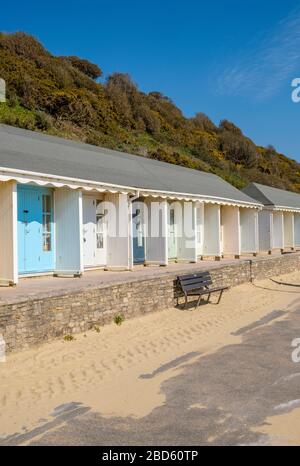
[145,198,168,265]
[105,193,132,269]
[240,208,258,253]
[0,181,18,284]
[258,210,272,252]
[273,211,284,249]
[177,201,197,262]
[196,202,204,256]
[283,212,295,248]
[203,204,221,257]
[294,213,300,247]
[221,206,240,256]
[54,189,83,275]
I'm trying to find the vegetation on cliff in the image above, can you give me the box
[1,32,299,191]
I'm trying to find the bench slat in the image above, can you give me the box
[177,272,210,281]
[181,284,206,292]
[187,286,228,295]
[179,277,212,287]
[181,283,211,291]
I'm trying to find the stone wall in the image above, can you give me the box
[1,252,300,353]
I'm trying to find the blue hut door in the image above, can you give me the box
[132,204,145,264]
[17,185,54,274]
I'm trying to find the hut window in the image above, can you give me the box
[170,209,175,226]
[42,194,52,252]
[137,221,143,247]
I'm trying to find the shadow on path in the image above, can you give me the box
[3,301,300,446]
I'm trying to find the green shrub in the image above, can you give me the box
[114,314,125,326]
[63,334,75,341]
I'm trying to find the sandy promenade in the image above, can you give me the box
[1,271,300,444]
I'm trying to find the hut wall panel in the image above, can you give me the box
[54,189,83,274]
[240,208,258,253]
[221,206,240,256]
[105,193,131,269]
[203,204,221,257]
[145,199,168,265]
[258,210,272,252]
[273,211,284,249]
[283,212,295,248]
[177,202,197,262]
[196,202,204,256]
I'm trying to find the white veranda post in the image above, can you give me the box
[0,181,18,285]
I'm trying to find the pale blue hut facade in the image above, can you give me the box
[243,183,300,253]
[0,124,262,285]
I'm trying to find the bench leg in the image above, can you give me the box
[196,295,202,308]
[217,289,224,304]
[184,294,188,309]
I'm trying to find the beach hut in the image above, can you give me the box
[215,204,258,259]
[0,124,261,285]
[243,183,300,253]
[201,197,259,260]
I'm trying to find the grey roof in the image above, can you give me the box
[243,182,300,209]
[0,124,259,205]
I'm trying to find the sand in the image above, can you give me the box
[252,408,300,446]
[1,271,300,442]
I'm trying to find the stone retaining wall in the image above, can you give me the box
[1,253,300,352]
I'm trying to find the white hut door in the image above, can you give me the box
[83,197,107,267]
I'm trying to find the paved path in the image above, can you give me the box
[0,252,283,304]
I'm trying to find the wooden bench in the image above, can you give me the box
[176,272,229,308]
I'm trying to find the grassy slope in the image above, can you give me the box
[1,32,300,192]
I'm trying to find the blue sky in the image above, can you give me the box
[1,1,300,159]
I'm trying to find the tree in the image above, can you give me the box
[60,56,102,80]
[219,131,257,168]
[105,74,134,127]
[219,119,242,135]
[264,145,277,158]
[192,113,217,132]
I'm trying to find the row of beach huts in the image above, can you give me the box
[0,124,299,286]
